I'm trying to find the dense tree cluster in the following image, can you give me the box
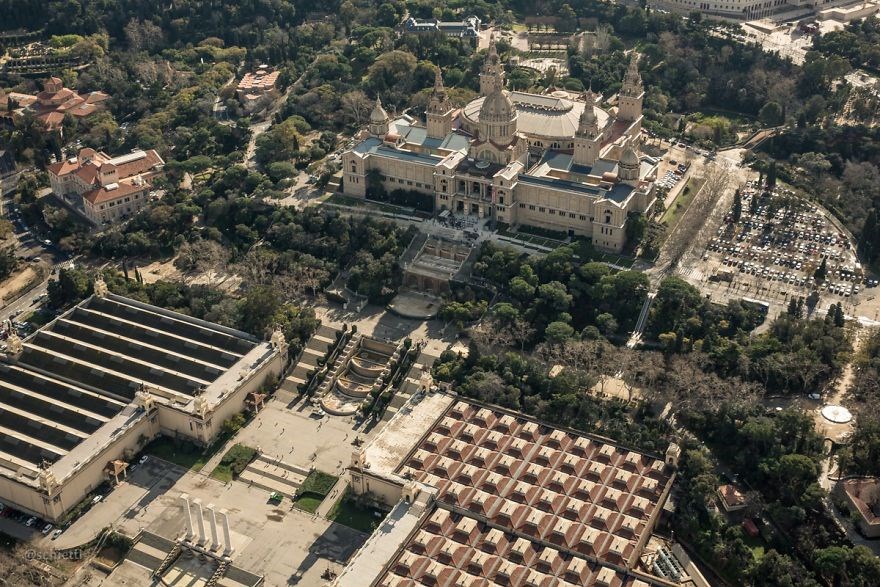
[647,277,849,394]
[812,16,880,71]
[470,242,649,346]
[432,345,672,454]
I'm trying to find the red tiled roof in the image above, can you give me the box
[83,180,145,205]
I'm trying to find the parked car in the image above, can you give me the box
[41,523,53,535]
[25,516,36,527]
[51,529,63,540]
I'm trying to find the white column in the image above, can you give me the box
[220,508,234,556]
[207,503,220,550]
[193,498,207,546]
[180,493,194,541]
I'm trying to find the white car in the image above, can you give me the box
[807,393,821,400]
[25,516,36,527]
[41,523,53,535]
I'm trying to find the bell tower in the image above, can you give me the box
[573,92,601,167]
[618,53,644,123]
[427,67,454,139]
[480,34,504,96]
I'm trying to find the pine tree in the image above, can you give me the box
[787,298,799,317]
[732,190,742,223]
[815,257,827,281]
[834,302,845,328]
[767,161,777,187]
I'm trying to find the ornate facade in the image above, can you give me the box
[341,41,657,252]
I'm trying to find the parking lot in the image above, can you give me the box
[697,180,871,309]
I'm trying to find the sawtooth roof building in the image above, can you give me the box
[0,284,286,522]
[341,39,657,252]
[334,393,683,587]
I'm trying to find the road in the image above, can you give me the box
[0,191,73,324]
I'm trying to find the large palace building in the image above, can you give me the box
[341,39,658,252]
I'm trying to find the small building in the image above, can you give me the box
[717,484,747,513]
[402,16,481,38]
[236,66,281,114]
[47,147,165,226]
[841,478,880,538]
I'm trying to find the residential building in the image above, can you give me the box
[402,16,481,37]
[0,287,286,522]
[236,66,281,114]
[717,484,747,513]
[47,147,164,225]
[341,39,656,252]
[0,77,108,133]
[841,478,880,538]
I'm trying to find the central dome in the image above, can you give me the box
[479,89,516,123]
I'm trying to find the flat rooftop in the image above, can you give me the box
[0,293,264,478]
[366,398,676,586]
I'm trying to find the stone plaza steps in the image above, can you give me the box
[237,454,309,497]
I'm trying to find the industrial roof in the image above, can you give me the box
[0,293,261,474]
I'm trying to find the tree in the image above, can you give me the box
[767,160,778,187]
[732,189,742,223]
[595,313,619,337]
[236,285,281,335]
[47,268,92,308]
[814,257,827,281]
[545,321,575,345]
[759,101,784,126]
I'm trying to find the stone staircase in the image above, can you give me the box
[277,325,341,400]
[126,531,177,572]
[152,543,182,578]
[205,559,230,587]
[237,454,310,498]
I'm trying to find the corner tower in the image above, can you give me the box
[574,91,601,167]
[427,67,454,140]
[618,53,644,123]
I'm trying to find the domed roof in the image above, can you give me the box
[370,97,389,124]
[479,89,516,123]
[620,146,639,167]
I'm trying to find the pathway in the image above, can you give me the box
[315,477,349,518]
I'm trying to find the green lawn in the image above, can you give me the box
[210,444,257,482]
[743,533,766,562]
[660,176,705,227]
[293,493,324,513]
[291,470,338,513]
[327,490,387,533]
[300,470,337,496]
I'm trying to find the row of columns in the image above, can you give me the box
[180,493,234,556]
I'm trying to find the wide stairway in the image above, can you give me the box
[277,325,340,401]
[237,453,310,498]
